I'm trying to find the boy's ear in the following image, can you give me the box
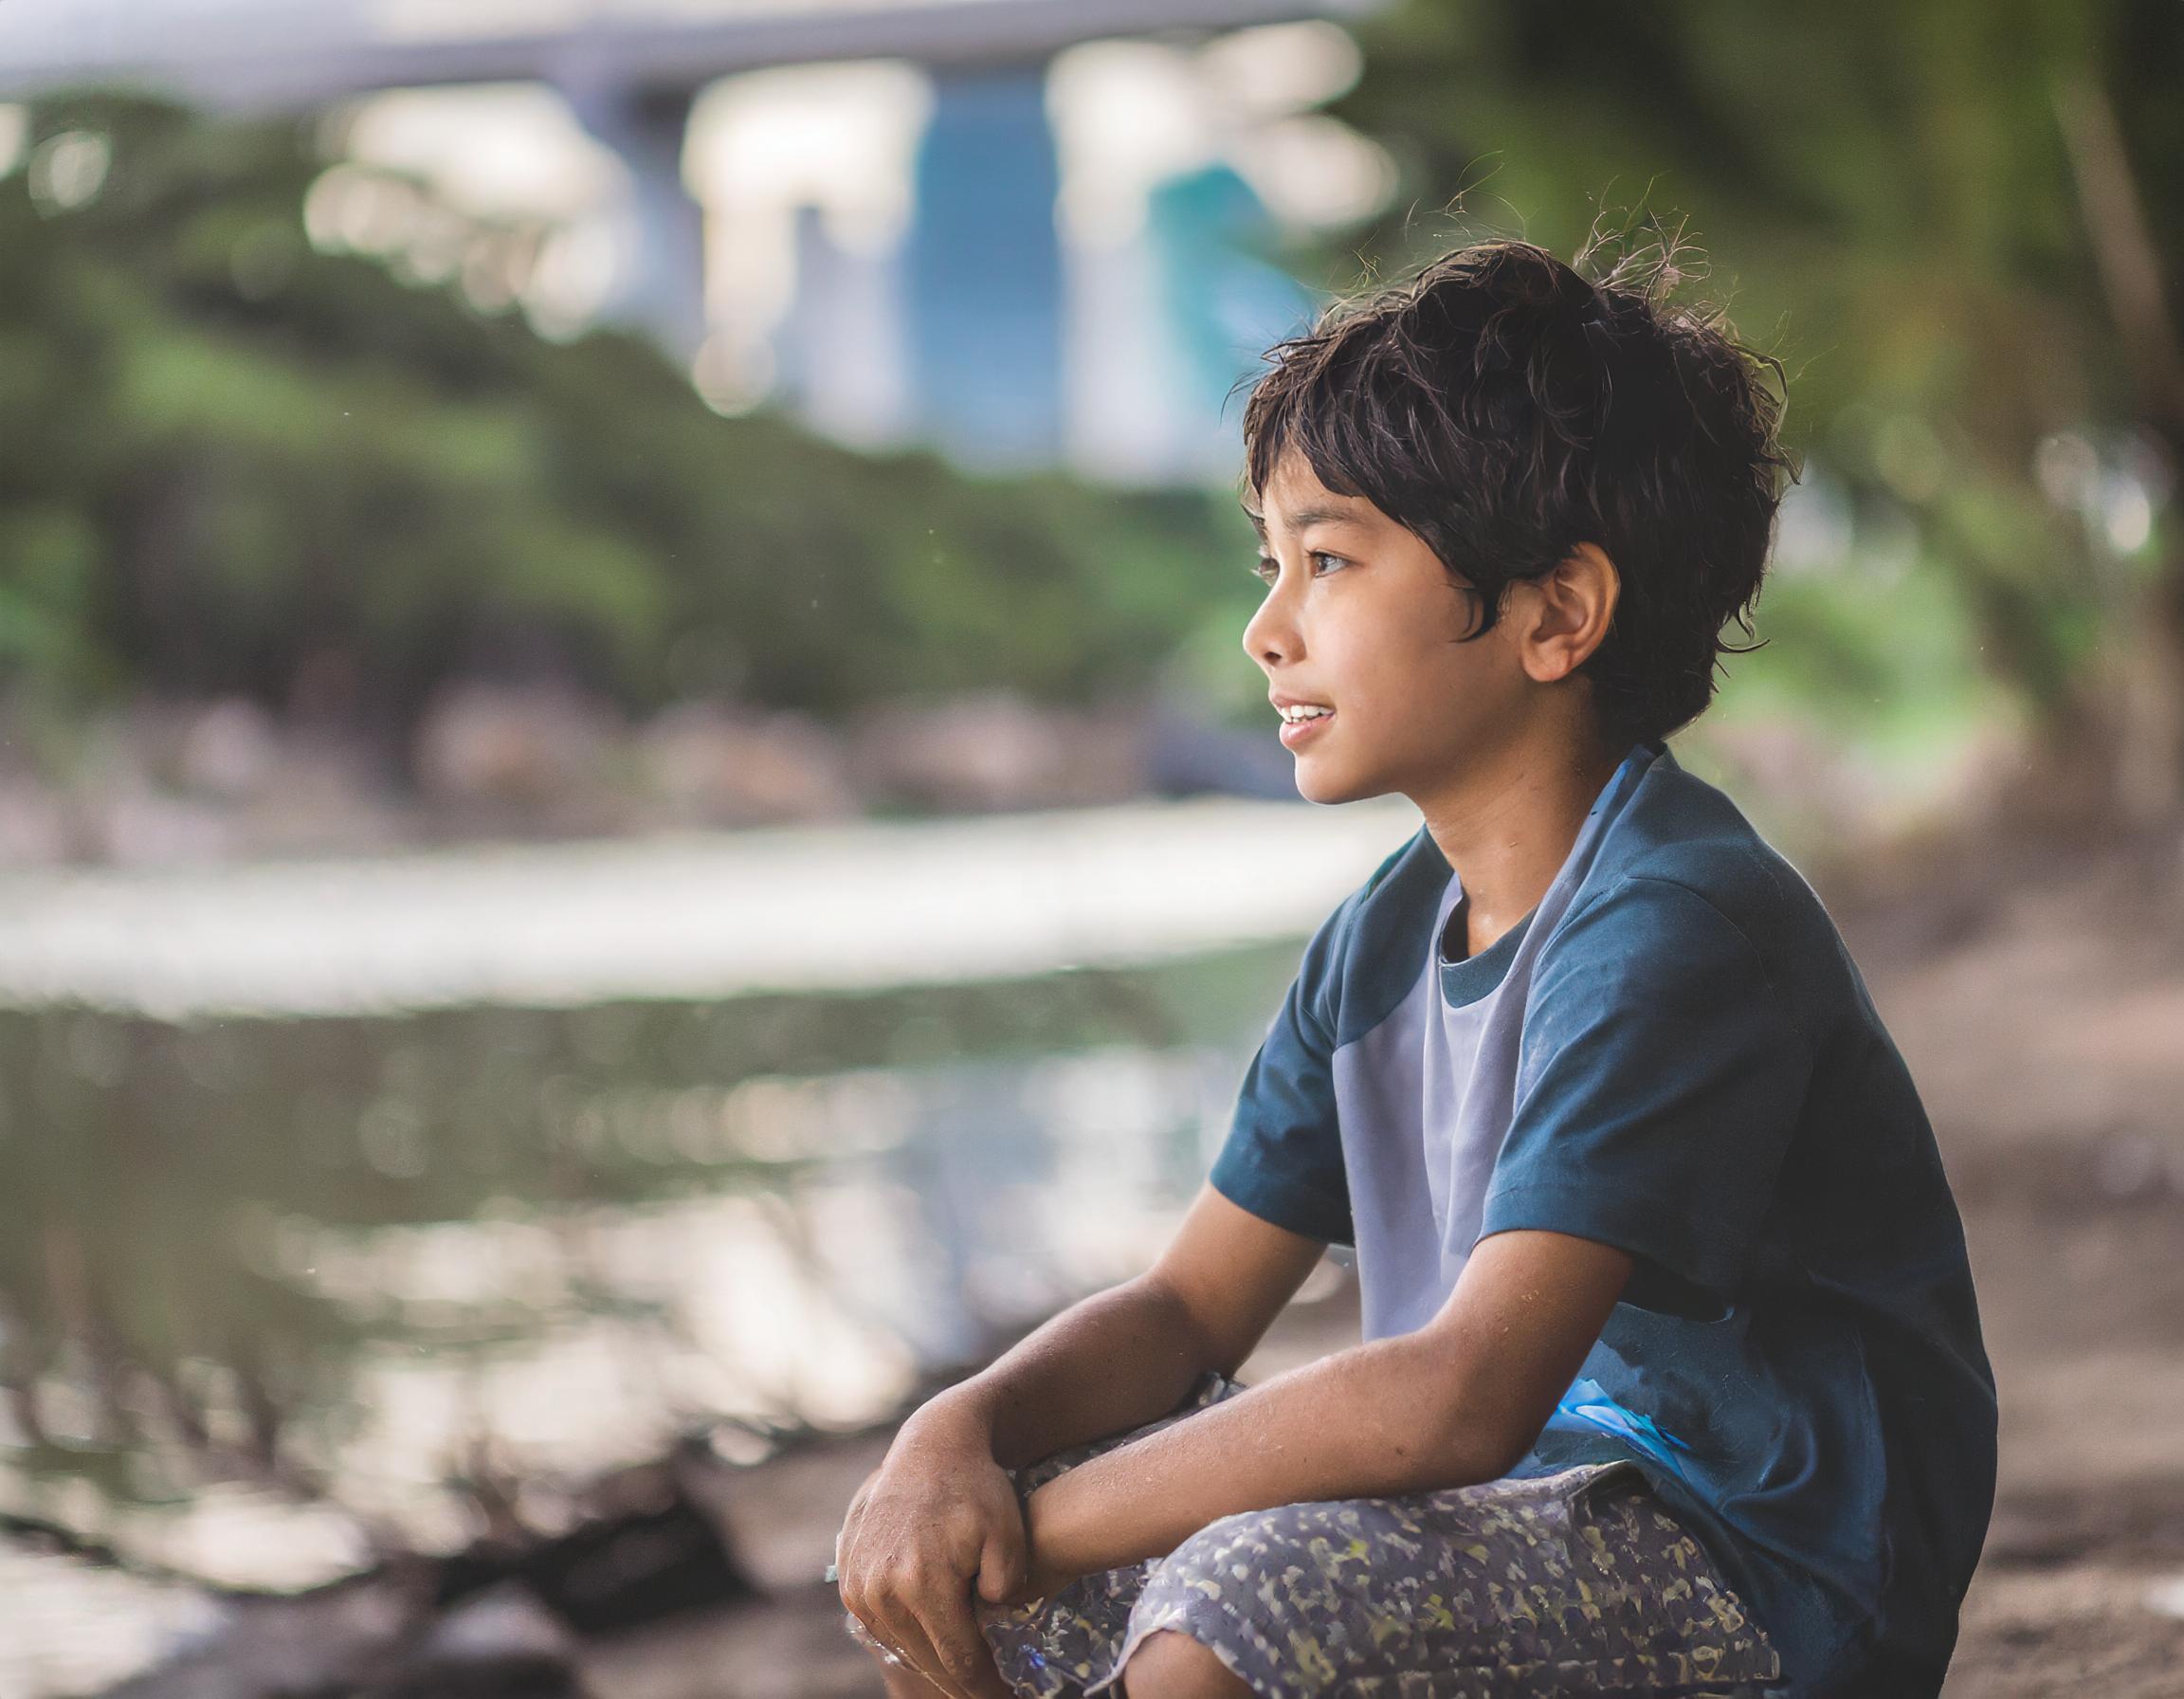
[1518,542,1619,685]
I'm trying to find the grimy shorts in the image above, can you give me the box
[842,1370,1786,1698]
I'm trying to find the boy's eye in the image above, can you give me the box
[1251,552,1349,584]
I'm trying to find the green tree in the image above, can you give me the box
[1323,0,2183,818]
[0,92,1256,754]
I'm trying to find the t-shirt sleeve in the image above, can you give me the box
[1207,898,1354,1247]
[1478,873,1811,1316]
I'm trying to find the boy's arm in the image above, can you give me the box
[911,1182,1331,1469]
[1009,874,1811,1593]
[833,1185,1327,1696]
[1014,1226,1631,1596]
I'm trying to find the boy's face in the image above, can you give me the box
[1242,447,1534,807]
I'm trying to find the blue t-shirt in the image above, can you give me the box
[1208,739,1997,1699]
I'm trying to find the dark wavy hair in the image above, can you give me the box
[1238,231,1796,751]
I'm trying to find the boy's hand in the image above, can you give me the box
[996,1472,1089,1609]
[834,1407,1027,1698]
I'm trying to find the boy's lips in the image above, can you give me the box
[1278,708,1335,749]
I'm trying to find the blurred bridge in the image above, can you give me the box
[0,0,1374,471]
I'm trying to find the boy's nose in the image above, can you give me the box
[1243,592,1300,669]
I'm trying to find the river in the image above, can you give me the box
[0,795,1414,1694]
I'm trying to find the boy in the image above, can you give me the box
[831,238,1997,1699]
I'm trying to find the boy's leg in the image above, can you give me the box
[1107,1630,1251,1699]
[1087,1460,1787,1699]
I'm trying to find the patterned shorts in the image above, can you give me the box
[843,1371,1785,1698]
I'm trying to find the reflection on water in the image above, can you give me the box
[0,941,1300,1610]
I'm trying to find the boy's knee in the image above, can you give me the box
[1116,1629,1252,1699]
[1155,1500,1320,1591]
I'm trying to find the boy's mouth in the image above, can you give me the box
[1277,705,1335,749]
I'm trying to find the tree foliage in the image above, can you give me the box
[0,92,1257,741]
[1323,0,2183,806]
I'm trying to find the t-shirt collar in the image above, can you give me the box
[1435,738,1662,1009]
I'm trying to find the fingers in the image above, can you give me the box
[872,1577,984,1698]
[868,1607,956,1686]
[837,1451,1025,1697]
[907,1586,1005,1697]
[848,1562,1008,1699]
[842,1565,959,1697]
[846,1608,965,1698]
[975,1519,1028,1606]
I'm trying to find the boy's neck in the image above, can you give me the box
[1414,734,1628,959]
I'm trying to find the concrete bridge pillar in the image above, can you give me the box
[560,77,707,360]
[903,63,1063,468]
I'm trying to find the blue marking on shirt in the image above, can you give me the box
[1544,1377,1695,1485]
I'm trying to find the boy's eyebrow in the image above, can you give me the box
[1242,502,1372,539]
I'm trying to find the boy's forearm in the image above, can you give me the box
[912,1274,1223,1471]
[1019,1329,1496,1586]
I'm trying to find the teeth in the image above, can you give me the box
[1282,705,1333,722]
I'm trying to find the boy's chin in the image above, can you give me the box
[1292,761,1388,807]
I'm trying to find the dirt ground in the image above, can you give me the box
[576,821,2184,1699]
[1832,825,2184,1695]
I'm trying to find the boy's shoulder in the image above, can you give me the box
[1569,749,1847,988]
[1536,750,1861,1050]
[1333,743,1833,932]
[1307,746,1853,1037]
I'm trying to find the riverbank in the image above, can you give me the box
[0,795,1416,1018]
[8,778,2176,1698]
